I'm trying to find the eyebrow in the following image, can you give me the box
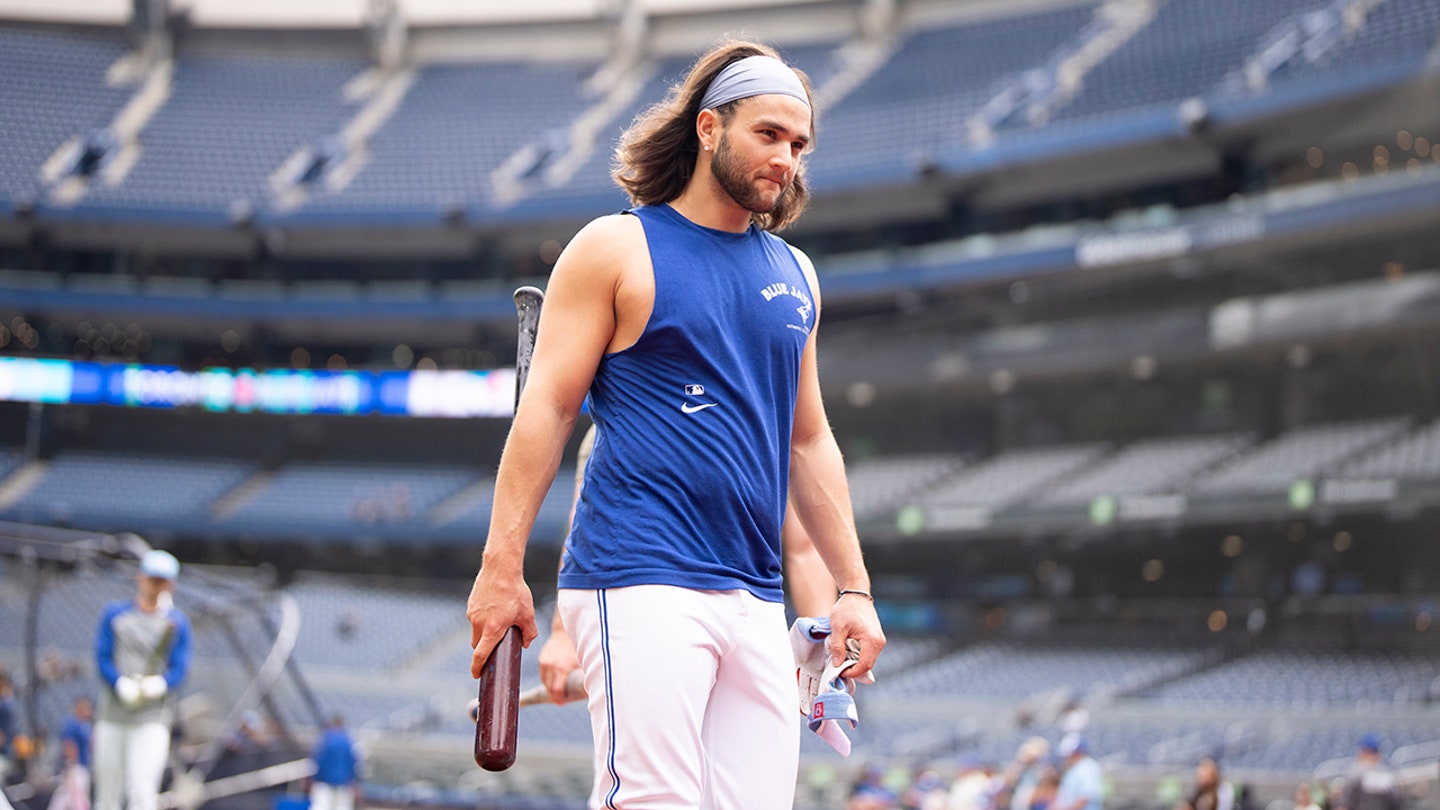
[754,117,811,148]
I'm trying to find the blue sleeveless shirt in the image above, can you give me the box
[558,204,814,603]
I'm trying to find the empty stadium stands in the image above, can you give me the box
[1039,0,1316,126]
[807,4,1096,190]
[1343,418,1440,479]
[1150,647,1440,706]
[8,416,1440,543]
[1193,417,1411,493]
[844,453,963,520]
[1037,433,1254,505]
[915,443,1110,510]
[285,575,467,671]
[1,451,256,525]
[1,0,1432,225]
[874,640,1216,701]
[296,59,596,222]
[0,27,129,209]
[75,53,364,221]
[221,461,474,530]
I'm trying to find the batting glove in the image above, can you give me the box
[139,675,168,701]
[789,617,872,756]
[114,676,142,707]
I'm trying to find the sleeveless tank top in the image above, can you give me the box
[557,204,814,602]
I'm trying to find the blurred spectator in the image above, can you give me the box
[336,608,361,640]
[1002,737,1053,810]
[62,697,94,770]
[307,714,360,810]
[1294,783,1323,810]
[850,764,899,810]
[1177,757,1232,810]
[224,711,271,774]
[904,769,949,810]
[47,697,93,810]
[1055,734,1103,810]
[0,669,16,810]
[947,756,990,810]
[38,649,74,685]
[1059,699,1090,735]
[1336,735,1400,810]
[1031,769,1062,810]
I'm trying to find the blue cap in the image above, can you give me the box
[140,550,180,581]
[1358,734,1382,753]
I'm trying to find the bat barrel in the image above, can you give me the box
[474,626,523,771]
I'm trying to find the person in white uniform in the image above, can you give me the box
[93,550,192,810]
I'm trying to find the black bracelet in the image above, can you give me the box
[836,588,874,602]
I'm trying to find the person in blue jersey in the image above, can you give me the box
[306,715,360,810]
[93,550,192,810]
[467,38,885,809]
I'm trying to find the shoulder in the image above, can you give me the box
[568,213,647,256]
[785,243,817,277]
[551,213,647,284]
[100,600,132,622]
[785,243,821,306]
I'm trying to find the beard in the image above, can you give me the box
[710,134,788,214]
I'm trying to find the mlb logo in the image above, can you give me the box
[813,703,825,720]
[684,384,705,396]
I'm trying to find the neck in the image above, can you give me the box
[668,167,752,233]
[137,593,159,612]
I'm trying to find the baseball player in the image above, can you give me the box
[1338,735,1402,810]
[306,714,360,810]
[93,550,193,810]
[467,38,885,808]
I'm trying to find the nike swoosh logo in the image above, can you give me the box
[680,401,718,414]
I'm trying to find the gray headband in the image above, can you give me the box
[699,55,810,111]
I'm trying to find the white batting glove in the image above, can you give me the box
[791,617,874,714]
[790,617,873,756]
[114,676,142,707]
[139,675,168,700]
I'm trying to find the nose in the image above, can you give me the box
[768,146,793,178]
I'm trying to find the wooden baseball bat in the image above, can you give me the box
[473,285,544,772]
[469,669,586,719]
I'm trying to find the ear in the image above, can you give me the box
[696,108,720,152]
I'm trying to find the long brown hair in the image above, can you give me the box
[612,39,816,233]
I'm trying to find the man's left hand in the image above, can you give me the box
[826,592,885,680]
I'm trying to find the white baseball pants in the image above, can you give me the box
[93,720,170,810]
[558,585,799,810]
[310,783,354,810]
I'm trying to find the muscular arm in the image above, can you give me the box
[467,215,640,679]
[781,500,838,618]
[785,246,885,677]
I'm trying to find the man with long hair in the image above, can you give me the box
[467,38,885,808]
